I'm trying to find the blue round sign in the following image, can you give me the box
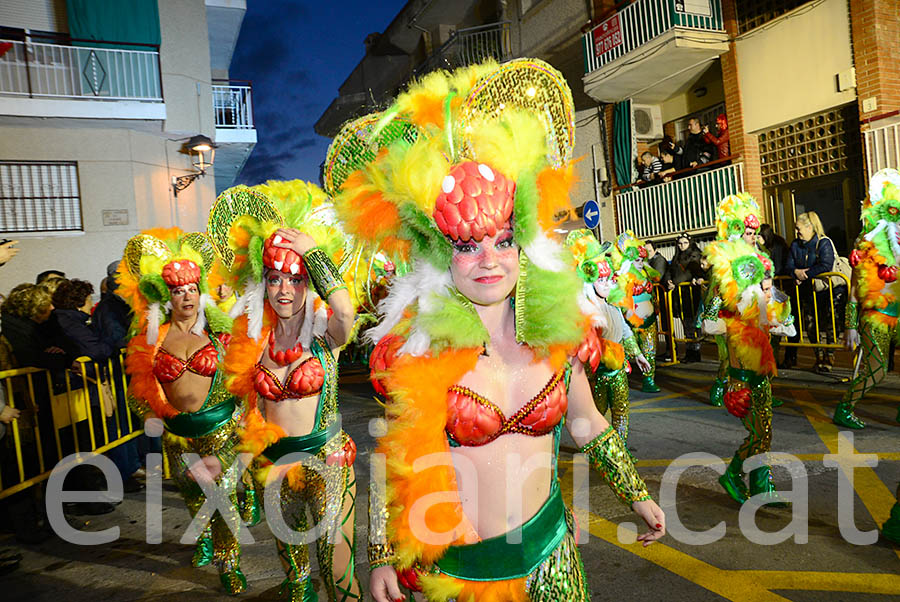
[583,199,601,229]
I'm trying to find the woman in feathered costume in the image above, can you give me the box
[208,183,361,601]
[608,231,662,392]
[326,59,665,602]
[701,194,794,506]
[567,229,651,448]
[119,229,247,594]
[834,168,900,429]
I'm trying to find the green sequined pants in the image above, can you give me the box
[523,523,590,602]
[841,316,894,410]
[732,378,773,464]
[633,323,658,381]
[163,418,242,569]
[715,335,729,379]
[267,431,359,601]
[590,368,630,445]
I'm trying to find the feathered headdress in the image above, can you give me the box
[715,193,761,241]
[116,228,231,344]
[326,58,583,356]
[209,182,353,343]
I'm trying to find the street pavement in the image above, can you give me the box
[2,349,899,601]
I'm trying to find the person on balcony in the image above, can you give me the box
[683,118,715,171]
[834,169,900,429]
[568,231,652,449]
[665,233,704,363]
[701,193,794,507]
[610,231,662,392]
[781,212,840,373]
[120,229,247,595]
[702,114,730,161]
[637,151,663,186]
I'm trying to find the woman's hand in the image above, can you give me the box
[794,268,808,281]
[635,354,652,373]
[0,406,20,423]
[632,499,666,547]
[666,280,674,291]
[844,328,859,350]
[0,240,18,265]
[273,228,317,256]
[187,455,223,484]
[370,565,405,602]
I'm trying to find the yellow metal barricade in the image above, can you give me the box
[0,352,143,500]
[773,271,850,349]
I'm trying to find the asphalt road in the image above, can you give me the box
[2,351,899,601]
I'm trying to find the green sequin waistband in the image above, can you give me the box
[164,397,238,438]
[435,482,567,581]
[261,422,341,463]
[727,366,767,388]
[871,301,900,318]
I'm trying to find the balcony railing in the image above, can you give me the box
[415,22,511,77]
[0,34,161,101]
[584,0,724,74]
[213,80,254,129]
[616,161,743,239]
[864,119,899,181]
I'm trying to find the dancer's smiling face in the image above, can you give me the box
[265,269,307,319]
[169,283,200,320]
[450,228,519,306]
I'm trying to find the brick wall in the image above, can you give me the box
[850,0,900,119]
[721,0,764,206]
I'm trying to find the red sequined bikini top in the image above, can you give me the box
[445,369,568,447]
[153,333,229,383]
[254,357,325,402]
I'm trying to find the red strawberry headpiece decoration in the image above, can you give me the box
[161,259,201,287]
[433,161,515,242]
[263,233,308,277]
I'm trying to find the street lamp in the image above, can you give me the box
[172,134,217,197]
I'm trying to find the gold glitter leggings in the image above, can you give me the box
[590,368,630,445]
[842,316,893,410]
[163,426,242,568]
[523,526,590,602]
[634,322,658,380]
[733,377,773,464]
[715,335,728,379]
[273,443,360,601]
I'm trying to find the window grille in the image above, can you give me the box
[736,0,812,35]
[0,161,83,233]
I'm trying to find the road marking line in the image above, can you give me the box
[736,570,900,593]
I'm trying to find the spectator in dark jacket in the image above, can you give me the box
[92,262,133,350]
[683,118,715,169]
[758,223,790,276]
[643,240,673,361]
[1,284,66,372]
[664,233,704,362]
[782,211,844,373]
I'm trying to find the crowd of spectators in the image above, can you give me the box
[635,115,729,187]
[649,212,850,374]
[0,249,145,567]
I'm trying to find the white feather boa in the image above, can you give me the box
[523,232,566,272]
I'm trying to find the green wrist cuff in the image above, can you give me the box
[581,426,651,506]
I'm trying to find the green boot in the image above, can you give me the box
[749,466,790,508]
[882,502,900,545]
[718,455,748,504]
[641,375,661,393]
[771,398,784,408]
[709,377,726,407]
[280,578,317,601]
[220,567,247,596]
[192,535,214,568]
[833,402,865,429]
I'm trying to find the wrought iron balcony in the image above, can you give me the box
[414,21,511,77]
[864,119,900,180]
[212,80,254,129]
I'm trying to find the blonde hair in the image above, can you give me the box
[1,284,52,320]
[796,211,825,238]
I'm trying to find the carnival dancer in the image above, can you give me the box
[326,58,665,602]
[834,168,900,429]
[609,231,662,392]
[567,230,652,448]
[210,183,361,601]
[702,194,792,506]
[120,229,247,594]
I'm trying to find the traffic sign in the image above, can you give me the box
[583,199,601,229]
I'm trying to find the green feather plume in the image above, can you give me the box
[513,169,539,247]
[138,274,169,304]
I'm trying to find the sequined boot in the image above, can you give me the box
[833,401,865,429]
[882,502,900,545]
[220,556,248,596]
[709,377,726,407]
[748,466,790,508]
[641,375,660,393]
[718,455,748,504]
[280,577,317,601]
[240,486,261,527]
[192,534,214,568]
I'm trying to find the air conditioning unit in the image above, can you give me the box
[633,104,663,140]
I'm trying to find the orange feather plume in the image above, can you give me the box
[420,572,529,602]
[236,407,286,458]
[124,328,178,419]
[223,313,268,403]
[536,164,575,232]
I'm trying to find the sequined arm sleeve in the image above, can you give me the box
[845,300,859,330]
[368,479,395,569]
[581,425,651,506]
[700,294,723,321]
[622,333,641,358]
[126,392,153,421]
